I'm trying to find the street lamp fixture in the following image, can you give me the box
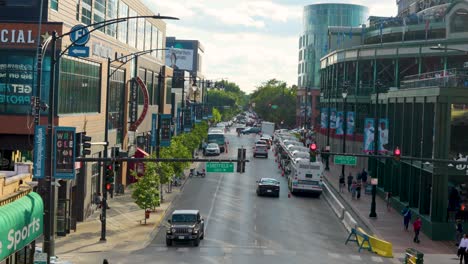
[40,14,179,263]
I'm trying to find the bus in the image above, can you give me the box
[287,158,324,197]
[207,130,226,152]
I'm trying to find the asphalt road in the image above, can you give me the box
[118,128,395,264]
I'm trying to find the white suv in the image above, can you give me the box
[253,143,268,158]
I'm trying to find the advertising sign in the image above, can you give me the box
[33,125,46,179]
[129,79,138,124]
[54,127,76,179]
[320,108,328,128]
[363,118,389,153]
[183,107,192,132]
[335,111,345,135]
[159,114,172,147]
[377,118,389,153]
[165,48,194,71]
[346,112,355,135]
[0,193,43,262]
[151,113,157,147]
[329,108,337,129]
[129,77,149,131]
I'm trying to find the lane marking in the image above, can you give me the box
[205,173,225,230]
[328,252,340,258]
[371,256,384,262]
[176,248,189,252]
[350,255,362,260]
[264,249,276,255]
[254,225,257,231]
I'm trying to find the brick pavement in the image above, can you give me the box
[322,159,457,261]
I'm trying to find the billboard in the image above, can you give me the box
[329,108,337,129]
[363,118,389,153]
[54,126,76,179]
[165,48,193,71]
[346,111,355,135]
[320,108,328,128]
[336,111,345,135]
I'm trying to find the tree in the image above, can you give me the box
[211,108,222,123]
[130,159,160,224]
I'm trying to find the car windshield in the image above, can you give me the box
[260,179,278,185]
[172,214,197,223]
[207,143,218,148]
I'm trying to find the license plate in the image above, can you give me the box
[178,236,184,239]
[267,190,272,193]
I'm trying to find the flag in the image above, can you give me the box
[425,20,430,40]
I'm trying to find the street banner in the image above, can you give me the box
[54,126,76,179]
[176,107,181,134]
[378,118,389,153]
[320,108,328,128]
[330,108,337,129]
[159,114,172,147]
[346,111,355,135]
[33,125,46,179]
[336,111,345,135]
[363,118,375,153]
[151,113,157,147]
[183,107,192,132]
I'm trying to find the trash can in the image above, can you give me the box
[404,248,424,264]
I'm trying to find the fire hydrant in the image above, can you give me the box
[145,210,151,219]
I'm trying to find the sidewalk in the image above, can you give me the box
[323,162,456,257]
[37,166,196,262]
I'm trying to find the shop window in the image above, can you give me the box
[450,9,468,33]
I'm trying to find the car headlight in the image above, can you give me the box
[167,229,172,233]
[188,228,193,233]
[193,229,199,234]
[171,228,176,233]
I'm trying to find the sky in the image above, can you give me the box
[144,0,397,94]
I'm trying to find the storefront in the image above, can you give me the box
[0,192,43,264]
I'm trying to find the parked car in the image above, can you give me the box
[241,127,261,134]
[204,143,220,156]
[256,178,280,197]
[166,210,205,247]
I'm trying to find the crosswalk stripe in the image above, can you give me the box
[263,249,276,255]
[239,248,254,255]
[176,248,189,252]
[350,255,362,260]
[371,256,384,262]
[223,247,232,254]
[327,252,340,258]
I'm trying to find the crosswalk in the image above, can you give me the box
[147,245,393,263]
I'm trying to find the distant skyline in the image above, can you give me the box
[146,0,397,94]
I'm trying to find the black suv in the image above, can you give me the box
[166,210,205,246]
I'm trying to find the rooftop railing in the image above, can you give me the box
[401,68,468,89]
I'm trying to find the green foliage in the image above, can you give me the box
[250,79,297,128]
[207,80,247,120]
[130,161,160,210]
[211,108,222,123]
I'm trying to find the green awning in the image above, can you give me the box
[0,192,44,261]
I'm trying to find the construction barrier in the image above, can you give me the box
[322,182,345,220]
[345,227,372,252]
[404,248,423,264]
[342,211,357,233]
[356,227,394,258]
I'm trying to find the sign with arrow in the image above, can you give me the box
[69,46,90,57]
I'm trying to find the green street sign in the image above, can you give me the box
[271,105,278,109]
[206,162,235,173]
[334,155,357,166]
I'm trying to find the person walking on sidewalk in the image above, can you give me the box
[356,180,362,199]
[351,180,357,199]
[361,168,368,189]
[339,176,345,193]
[401,205,412,231]
[456,219,464,246]
[413,216,422,243]
[347,173,353,192]
[458,234,468,264]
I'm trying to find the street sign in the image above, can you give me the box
[334,155,357,166]
[34,252,47,264]
[69,24,90,46]
[271,105,278,109]
[33,125,46,179]
[68,46,90,57]
[206,162,235,173]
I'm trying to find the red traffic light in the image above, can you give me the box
[310,143,317,151]
[106,183,112,191]
[394,147,401,156]
[106,165,112,170]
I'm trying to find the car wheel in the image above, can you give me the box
[276,192,280,198]
[266,155,268,158]
[193,237,200,247]
[166,238,172,246]
[200,231,204,240]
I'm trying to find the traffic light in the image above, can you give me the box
[105,164,114,191]
[393,146,401,161]
[310,143,317,162]
[82,133,92,156]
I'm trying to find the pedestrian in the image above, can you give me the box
[401,206,412,231]
[458,234,468,264]
[351,180,357,199]
[339,176,345,193]
[361,168,368,189]
[413,216,422,243]
[386,192,392,211]
[347,173,353,193]
[456,219,464,246]
[103,259,109,264]
[356,180,362,199]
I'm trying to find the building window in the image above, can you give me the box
[450,9,468,33]
[117,0,128,44]
[109,68,125,143]
[151,26,158,58]
[51,0,58,10]
[157,30,164,59]
[137,17,145,51]
[144,21,152,51]
[106,0,117,37]
[127,8,137,48]
[76,0,80,20]
[93,0,106,32]
[58,57,101,114]
[81,0,92,25]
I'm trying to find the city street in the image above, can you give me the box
[109,129,395,264]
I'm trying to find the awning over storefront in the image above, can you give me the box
[0,192,44,261]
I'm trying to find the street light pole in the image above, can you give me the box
[369,80,382,218]
[341,87,348,179]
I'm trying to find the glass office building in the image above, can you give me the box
[298,4,368,89]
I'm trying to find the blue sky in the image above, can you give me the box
[145,0,397,94]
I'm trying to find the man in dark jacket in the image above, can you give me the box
[347,173,353,192]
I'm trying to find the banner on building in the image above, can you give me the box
[377,118,389,153]
[183,107,192,132]
[346,112,355,135]
[151,113,157,147]
[33,125,46,179]
[320,108,328,128]
[329,108,337,129]
[363,118,389,153]
[165,48,194,71]
[159,114,172,147]
[54,126,76,179]
[335,111,345,135]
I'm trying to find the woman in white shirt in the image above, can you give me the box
[458,234,468,264]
